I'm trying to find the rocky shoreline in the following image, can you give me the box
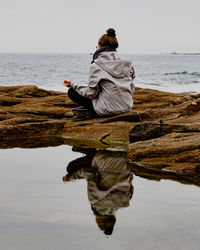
[0,85,200,185]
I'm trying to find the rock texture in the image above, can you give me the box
[127,90,200,176]
[0,85,72,145]
[0,85,200,183]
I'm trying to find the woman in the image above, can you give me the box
[64,28,135,117]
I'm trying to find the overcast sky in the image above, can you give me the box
[0,0,199,54]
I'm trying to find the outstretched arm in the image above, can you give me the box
[71,63,102,100]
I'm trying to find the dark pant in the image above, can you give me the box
[68,87,96,114]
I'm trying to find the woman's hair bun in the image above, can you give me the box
[106,28,116,37]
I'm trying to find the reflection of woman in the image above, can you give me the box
[64,28,135,117]
[63,150,134,236]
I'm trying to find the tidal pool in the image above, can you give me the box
[0,145,199,250]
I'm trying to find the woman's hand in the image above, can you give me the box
[64,80,72,87]
[62,175,70,183]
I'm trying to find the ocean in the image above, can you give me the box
[0,53,200,93]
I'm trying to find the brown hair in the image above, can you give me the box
[98,28,119,49]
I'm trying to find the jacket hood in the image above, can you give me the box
[94,51,132,78]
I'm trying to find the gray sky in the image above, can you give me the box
[0,0,199,54]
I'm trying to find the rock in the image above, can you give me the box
[0,85,70,142]
[0,84,200,182]
[127,88,200,177]
[128,132,200,162]
[129,122,200,142]
[130,122,186,142]
[180,99,200,115]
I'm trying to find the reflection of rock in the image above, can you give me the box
[128,162,200,187]
[0,136,65,149]
[64,150,134,235]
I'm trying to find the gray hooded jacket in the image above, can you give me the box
[71,51,135,116]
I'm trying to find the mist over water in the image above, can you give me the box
[0,53,200,93]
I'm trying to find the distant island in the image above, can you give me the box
[171,52,200,55]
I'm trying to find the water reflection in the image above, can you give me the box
[63,149,134,235]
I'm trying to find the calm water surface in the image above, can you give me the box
[0,146,199,250]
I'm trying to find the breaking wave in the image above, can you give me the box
[164,71,200,76]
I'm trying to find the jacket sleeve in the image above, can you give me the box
[71,63,102,100]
